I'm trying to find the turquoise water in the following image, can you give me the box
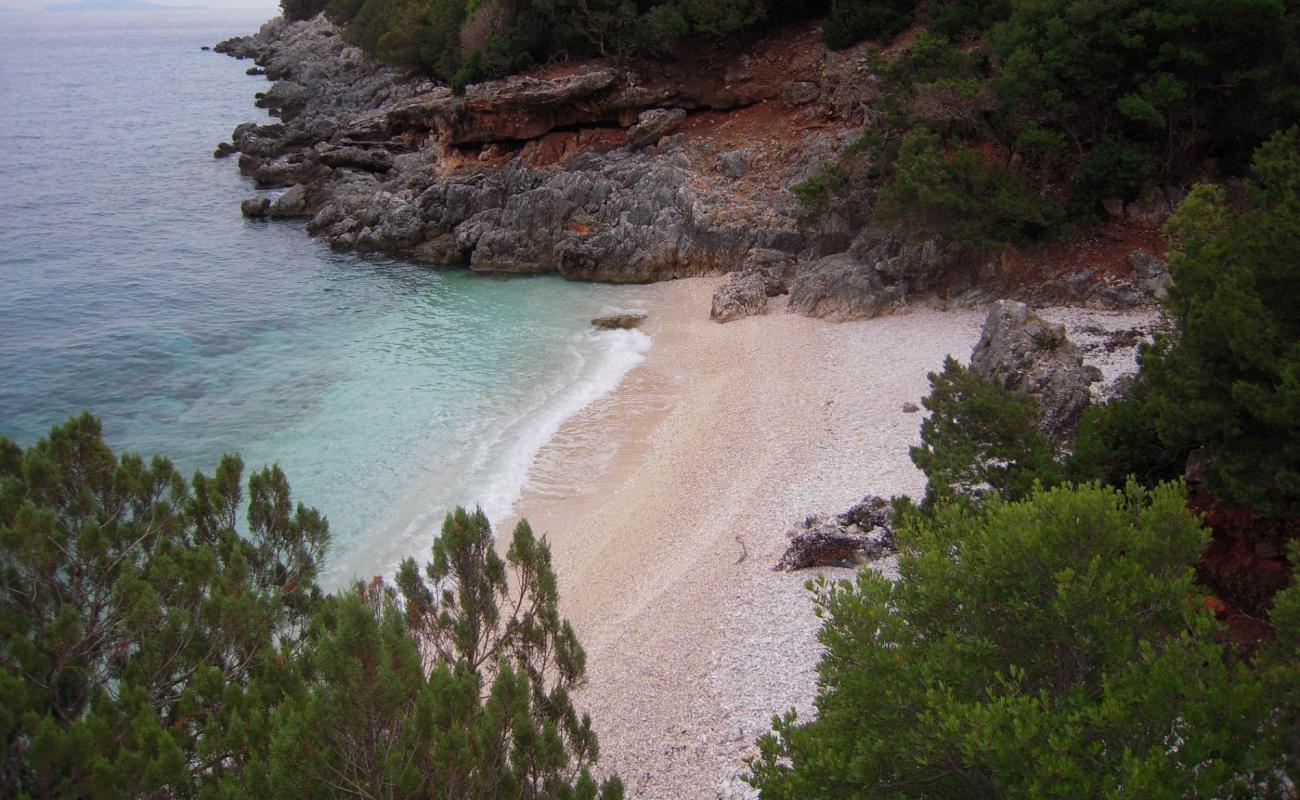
[0,11,647,585]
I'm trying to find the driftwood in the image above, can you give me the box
[774,495,896,571]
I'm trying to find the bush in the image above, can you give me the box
[822,0,917,50]
[749,482,1290,798]
[1065,387,1186,489]
[1142,127,1300,515]
[874,128,1061,253]
[909,356,1059,506]
[0,416,623,797]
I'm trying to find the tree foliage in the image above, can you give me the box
[0,412,328,797]
[1,416,621,799]
[749,482,1295,798]
[909,356,1059,505]
[256,508,620,799]
[1142,127,1300,515]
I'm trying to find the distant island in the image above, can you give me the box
[45,0,207,11]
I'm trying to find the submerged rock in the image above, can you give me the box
[240,197,270,218]
[591,312,647,330]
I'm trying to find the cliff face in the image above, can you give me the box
[215,15,1173,316]
[215,15,865,284]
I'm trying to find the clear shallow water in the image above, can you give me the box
[0,11,646,585]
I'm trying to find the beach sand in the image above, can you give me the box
[507,277,1155,798]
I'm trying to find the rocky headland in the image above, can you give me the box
[214,14,1171,316]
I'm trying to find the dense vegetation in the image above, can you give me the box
[750,128,1300,797]
[808,0,1300,251]
[0,415,621,799]
[750,482,1300,797]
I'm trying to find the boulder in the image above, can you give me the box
[626,108,687,149]
[970,300,1103,442]
[591,312,647,330]
[718,150,749,178]
[1127,249,1172,300]
[781,81,821,106]
[743,248,796,296]
[710,271,768,323]
[775,495,895,571]
[268,185,312,218]
[788,253,901,321]
[240,197,270,218]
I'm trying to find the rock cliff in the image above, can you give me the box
[214,14,1169,310]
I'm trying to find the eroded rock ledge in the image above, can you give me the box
[215,14,1174,311]
[213,15,861,284]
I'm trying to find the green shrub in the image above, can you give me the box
[909,356,1059,506]
[1065,382,1186,488]
[875,128,1060,253]
[1143,127,1300,515]
[791,164,847,220]
[749,482,1289,798]
[822,0,917,50]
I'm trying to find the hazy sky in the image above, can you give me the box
[1,0,279,11]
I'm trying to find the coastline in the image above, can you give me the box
[506,280,1161,798]
[508,279,988,797]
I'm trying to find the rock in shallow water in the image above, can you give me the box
[240,197,270,218]
[591,312,647,330]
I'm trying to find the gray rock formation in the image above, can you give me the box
[213,17,818,283]
[1128,250,1172,300]
[970,300,1103,442]
[626,108,687,149]
[788,232,945,321]
[775,495,895,571]
[591,312,647,330]
[718,150,749,178]
[710,271,768,323]
[240,197,270,218]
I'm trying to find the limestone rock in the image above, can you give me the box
[626,108,687,149]
[743,248,796,296]
[970,300,1103,442]
[775,496,895,571]
[240,197,270,218]
[268,185,312,218]
[710,271,768,323]
[1127,249,1172,300]
[718,150,749,178]
[781,80,820,106]
[788,253,902,321]
[591,312,647,330]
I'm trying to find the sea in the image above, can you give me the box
[0,10,649,586]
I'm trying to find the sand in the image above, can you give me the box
[506,278,1157,799]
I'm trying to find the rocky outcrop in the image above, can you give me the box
[212,16,821,282]
[1128,250,1172,300]
[709,248,797,323]
[970,300,1103,442]
[626,108,686,149]
[775,496,895,570]
[710,271,768,322]
[788,231,946,321]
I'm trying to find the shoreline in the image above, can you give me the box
[508,279,988,798]
[505,280,1160,798]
